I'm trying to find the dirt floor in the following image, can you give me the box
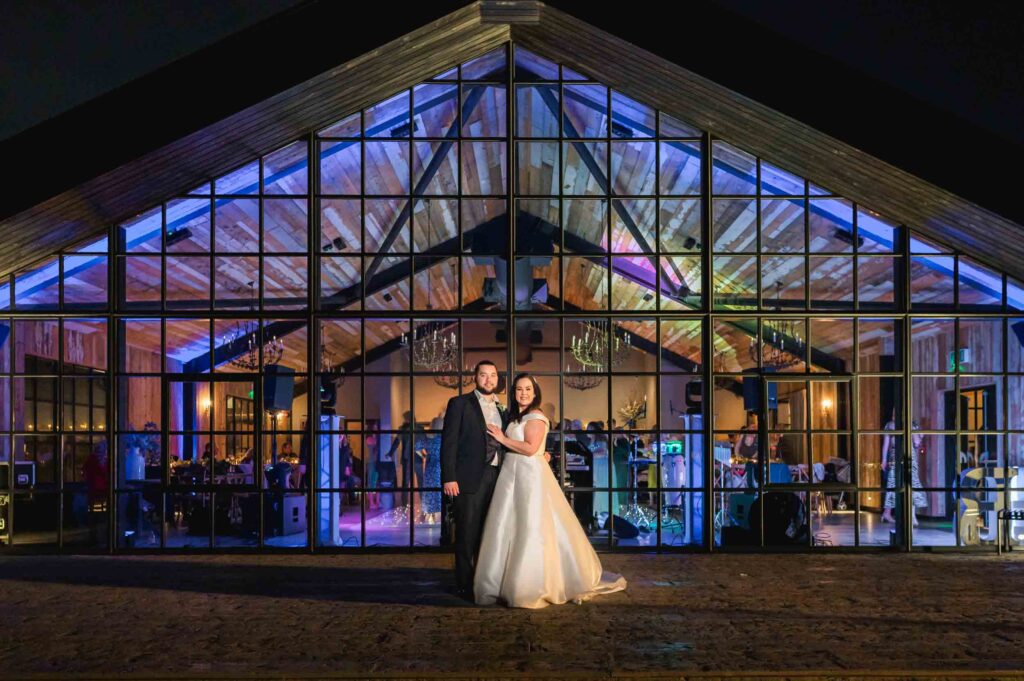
[1,551,1023,680]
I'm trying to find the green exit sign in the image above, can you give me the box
[948,348,971,372]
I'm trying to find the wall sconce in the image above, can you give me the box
[200,398,212,415]
[820,397,833,421]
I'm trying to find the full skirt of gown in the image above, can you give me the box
[473,414,626,608]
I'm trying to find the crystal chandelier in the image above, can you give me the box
[319,324,346,387]
[223,282,284,370]
[569,320,632,370]
[401,324,458,370]
[749,282,804,370]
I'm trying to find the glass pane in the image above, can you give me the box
[611,199,655,253]
[563,141,607,195]
[910,318,955,373]
[857,208,898,253]
[365,141,410,195]
[319,140,361,195]
[808,198,854,253]
[958,319,1002,373]
[165,257,211,310]
[858,377,903,431]
[365,90,410,138]
[857,256,898,310]
[461,141,506,195]
[516,84,558,137]
[660,320,702,372]
[165,198,211,253]
[214,197,259,253]
[712,319,757,372]
[320,198,360,253]
[958,257,1002,309]
[121,206,162,253]
[62,254,108,309]
[713,199,756,252]
[711,141,756,195]
[760,198,804,253]
[858,318,902,373]
[808,257,854,309]
[517,142,559,195]
[660,256,701,310]
[563,256,608,310]
[713,256,756,310]
[462,84,507,138]
[910,256,955,308]
[659,141,701,195]
[611,91,655,138]
[809,318,854,374]
[761,256,805,310]
[14,258,59,310]
[611,141,656,195]
[658,199,701,252]
[412,141,458,196]
[563,84,607,138]
[263,198,308,253]
[414,82,457,137]
[564,198,607,251]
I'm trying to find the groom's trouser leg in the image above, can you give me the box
[453,466,499,591]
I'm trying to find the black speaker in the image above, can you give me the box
[601,513,640,539]
[742,377,777,411]
[263,364,295,412]
[319,374,337,413]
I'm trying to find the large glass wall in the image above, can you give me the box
[1,43,1022,551]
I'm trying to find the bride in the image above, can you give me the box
[474,373,627,608]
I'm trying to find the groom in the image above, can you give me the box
[441,360,507,598]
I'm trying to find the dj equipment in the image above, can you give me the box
[263,364,295,412]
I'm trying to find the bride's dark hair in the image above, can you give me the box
[508,373,543,423]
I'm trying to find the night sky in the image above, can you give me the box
[2,0,1022,221]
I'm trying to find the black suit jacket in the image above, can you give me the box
[441,392,508,494]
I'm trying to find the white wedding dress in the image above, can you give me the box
[474,413,627,608]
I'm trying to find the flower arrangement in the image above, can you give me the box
[123,422,161,462]
[618,396,647,428]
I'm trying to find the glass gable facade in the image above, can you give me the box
[1,43,1022,551]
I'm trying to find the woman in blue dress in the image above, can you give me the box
[417,416,443,523]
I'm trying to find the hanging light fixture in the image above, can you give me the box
[569,320,632,370]
[433,360,474,390]
[223,282,284,370]
[563,358,604,391]
[401,323,458,371]
[748,281,804,370]
[319,323,346,387]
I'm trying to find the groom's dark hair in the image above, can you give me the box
[473,360,497,374]
[508,373,543,423]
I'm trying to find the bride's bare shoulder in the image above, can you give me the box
[526,409,549,423]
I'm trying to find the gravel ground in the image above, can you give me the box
[1,552,1023,679]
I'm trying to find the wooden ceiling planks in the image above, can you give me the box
[510,3,1024,277]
